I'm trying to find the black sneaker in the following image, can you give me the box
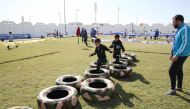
[176,88,183,92]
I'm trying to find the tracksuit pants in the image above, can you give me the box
[169,56,188,90]
[96,59,107,70]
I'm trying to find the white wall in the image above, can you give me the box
[1,21,188,37]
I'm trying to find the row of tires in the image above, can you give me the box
[90,53,137,69]
[89,53,136,78]
[37,77,115,109]
[9,53,137,109]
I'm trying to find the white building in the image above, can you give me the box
[0,21,189,37]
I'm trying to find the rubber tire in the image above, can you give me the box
[109,65,133,78]
[8,106,32,109]
[109,60,128,67]
[56,75,84,89]
[90,62,109,69]
[123,53,137,62]
[120,56,133,65]
[81,78,115,101]
[37,85,78,109]
[84,68,110,79]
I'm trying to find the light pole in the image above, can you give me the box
[136,15,138,26]
[29,16,33,23]
[94,2,97,25]
[117,7,120,24]
[131,23,134,34]
[64,0,67,35]
[76,9,80,24]
[58,12,62,25]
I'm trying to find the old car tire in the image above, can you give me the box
[109,65,132,78]
[37,85,78,109]
[109,60,128,67]
[90,62,109,69]
[120,56,133,65]
[8,106,32,109]
[84,68,110,79]
[123,53,137,62]
[56,75,84,89]
[81,78,115,101]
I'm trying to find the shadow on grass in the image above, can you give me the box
[115,72,150,85]
[75,101,82,109]
[87,45,93,48]
[84,84,140,108]
[127,50,170,55]
[134,59,140,63]
[0,51,60,65]
[129,63,137,67]
[81,48,90,50]
[182,91,190,96]
[176,93,190,103]
[126,72,150,84]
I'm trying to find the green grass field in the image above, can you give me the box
[0,37,190,109]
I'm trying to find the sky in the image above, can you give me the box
[0,0,190,25]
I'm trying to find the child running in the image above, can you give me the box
[109,34,125,62]
[89,38,112,70]
[7,32,18,50]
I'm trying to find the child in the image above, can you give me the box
[90,28,97,43]
[109,34,125,62]
[81,29,88,46]
[7,32,18,50]
[89,38,112,70]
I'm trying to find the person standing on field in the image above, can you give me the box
[90,28,97,43]
[166,15,190,95]
[154,29,159,40]
[80,29,88,46]
[76,26,80,44]
[7,32,18,50]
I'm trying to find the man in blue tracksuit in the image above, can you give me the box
[166,15,190,95]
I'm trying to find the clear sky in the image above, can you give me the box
[0,0,190,25]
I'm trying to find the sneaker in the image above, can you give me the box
[176,88,183,92]
[165,90,176,96]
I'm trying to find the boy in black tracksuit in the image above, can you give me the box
[89,38,112,70]
[109,34,125,62]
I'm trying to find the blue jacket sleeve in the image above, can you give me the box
[175,28,188,56]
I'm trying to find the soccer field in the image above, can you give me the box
[0,37,190,109]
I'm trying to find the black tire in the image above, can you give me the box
[109,65,132,78]
[56,75,84,89]
[90,62,108,69]
[81,78,115,101]
[8,106,32,109]
[109,60,128,67]
[84,68,110,79]
[123,53,137,62]
[120,55,133,65]
[37,85,78,109]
